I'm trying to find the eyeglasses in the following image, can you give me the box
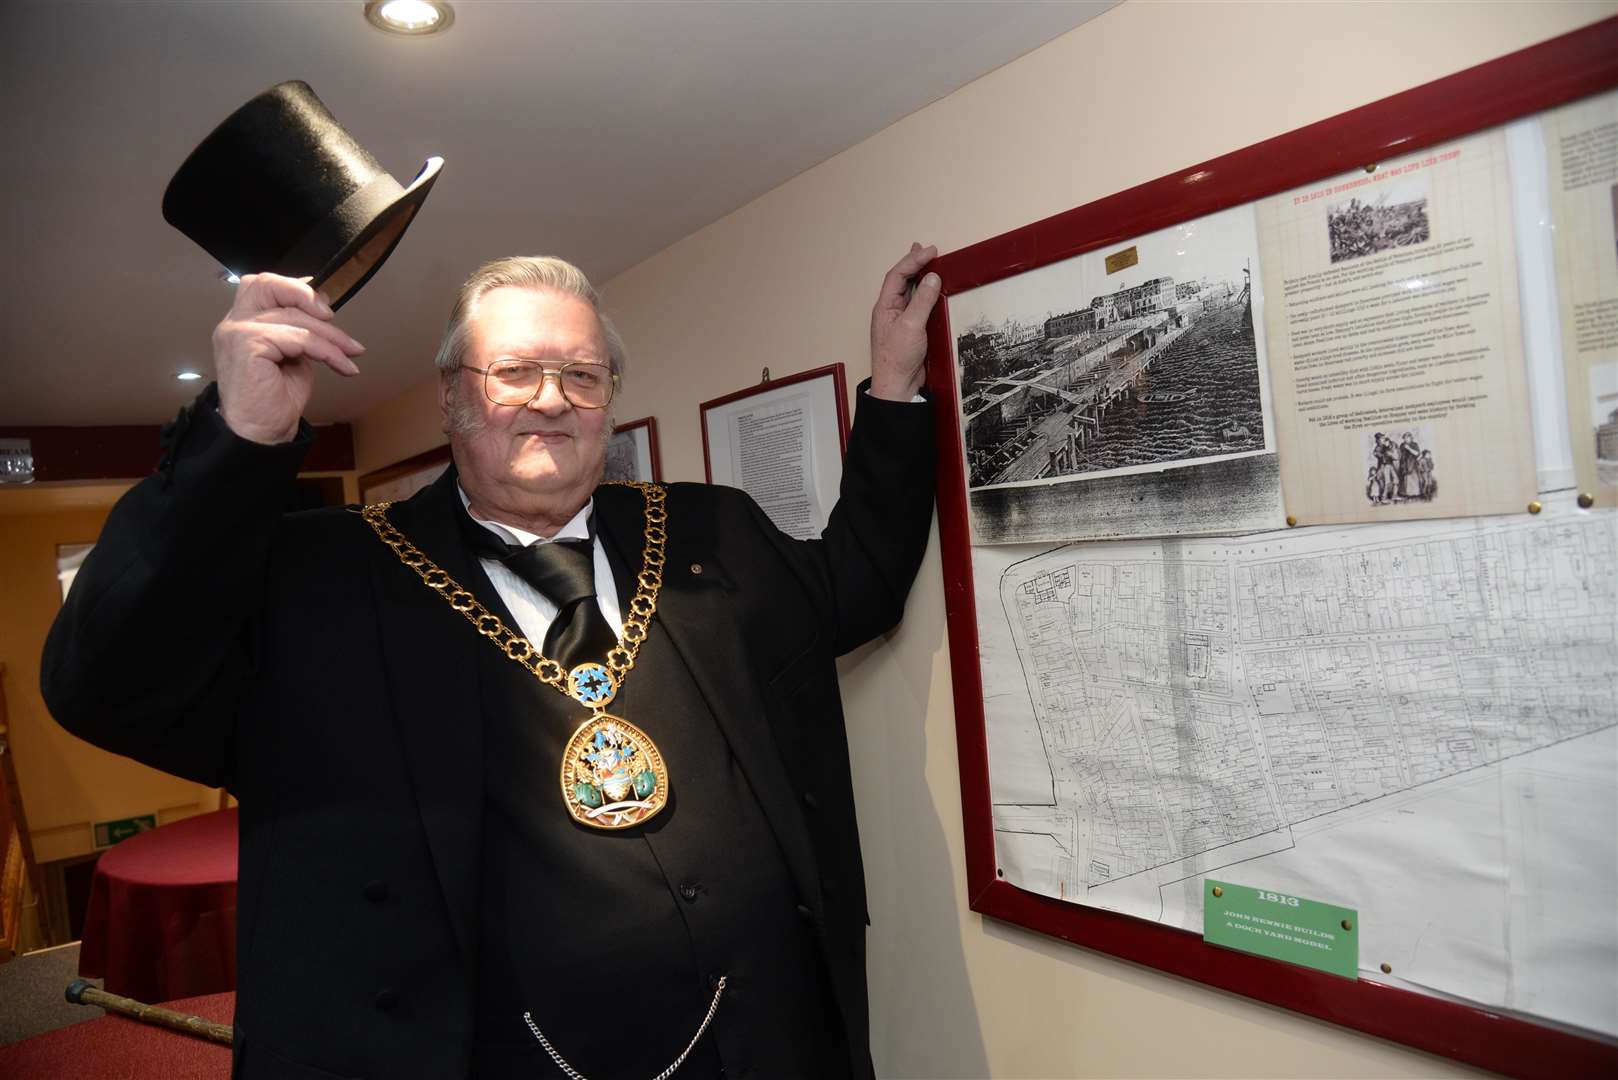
[462,360,618,409]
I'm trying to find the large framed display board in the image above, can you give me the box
[923,20,1618,1079]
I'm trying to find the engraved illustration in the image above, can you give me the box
[1594,363,1618,488]
[1326,175,1432,264]
[1363,425,1437,505]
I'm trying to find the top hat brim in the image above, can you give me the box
[305,156,444,311]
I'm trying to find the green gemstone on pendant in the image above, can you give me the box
[633,771,657,799]
[575,782,603,809]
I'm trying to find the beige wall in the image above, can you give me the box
[352,2,1615,1075]
[0,485,215,864]
[354,376,443,477]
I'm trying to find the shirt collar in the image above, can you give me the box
[456,484,593,548]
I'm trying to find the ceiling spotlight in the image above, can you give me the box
[365,0,453,36]
[176,371,204,381]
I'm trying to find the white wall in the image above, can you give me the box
[357,2,1616,1074]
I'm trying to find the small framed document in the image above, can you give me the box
[605,416,662,483]
[699,364,850,539]
[359,444,451,504]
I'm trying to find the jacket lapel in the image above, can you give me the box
[367,466,488,979]
[595,486,822,906]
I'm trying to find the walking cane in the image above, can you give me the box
[65,979,234,1046]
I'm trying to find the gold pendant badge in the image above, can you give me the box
[561,712,669,829]
[560,661,669,830]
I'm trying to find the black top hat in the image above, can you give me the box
[162,80,443,310]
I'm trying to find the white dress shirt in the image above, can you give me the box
[457,487,624,645]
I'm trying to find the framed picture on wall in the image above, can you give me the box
[699,364,849,540]
[358,445,452,505]
[604,416,662,483]
[921,20,1618,1080]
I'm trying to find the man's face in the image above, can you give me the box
[441,287,612,525]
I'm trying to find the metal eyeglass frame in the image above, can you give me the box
[461,360,619,409]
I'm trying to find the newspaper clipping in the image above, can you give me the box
[1256,130,1538,525]
[1541,90,1618,506]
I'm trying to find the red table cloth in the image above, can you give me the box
[0,991,233,1078]
[79,808,238,1003]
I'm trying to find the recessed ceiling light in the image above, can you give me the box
[176,371,204,381]
[365,0,453,36]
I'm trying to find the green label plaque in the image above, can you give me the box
[93,813,157,848]
[1203,880,1358,979]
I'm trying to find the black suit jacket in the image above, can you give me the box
[42,383,935,1079]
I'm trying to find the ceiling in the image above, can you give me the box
[1,0,1115,428]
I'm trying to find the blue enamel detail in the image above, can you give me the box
[569,663,616,704]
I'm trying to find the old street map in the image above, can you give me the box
[975,493,1617,1036]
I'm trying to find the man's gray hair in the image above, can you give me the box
[432,255,628,379]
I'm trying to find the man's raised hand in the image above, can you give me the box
[212,272,366,444]
[868,242,940,402]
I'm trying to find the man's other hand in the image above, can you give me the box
[213,273,366,444]
[868,242,940,402]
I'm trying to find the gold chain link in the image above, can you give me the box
[360,482,668,700]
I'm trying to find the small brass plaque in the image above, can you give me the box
[1105,246,1139,275]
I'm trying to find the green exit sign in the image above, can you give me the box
[93,814,157,848]
[1203,879,1359,979]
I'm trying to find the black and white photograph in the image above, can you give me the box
[1327,174,1432,264]
[956,211,1270,490]
[1362,424,1438,505]
[950,206,1283,544]
[604,416,662,483]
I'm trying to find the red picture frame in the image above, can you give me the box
[698,362,851,482]
[921,19,1618,1080]
[608,415,663,483]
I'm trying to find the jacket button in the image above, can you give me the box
[689,562,703,575]
[363,880,389,903]
[796,903,814,923]
[801,791,819,810]
[679,882,699,903]
[374,988,400,1012]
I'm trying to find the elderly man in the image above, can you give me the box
[43,246,940,1079]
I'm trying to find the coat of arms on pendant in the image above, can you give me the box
[560,715,669,830]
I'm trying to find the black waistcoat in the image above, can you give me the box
[467,527,847,1079]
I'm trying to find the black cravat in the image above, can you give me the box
[460,505,619,670]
